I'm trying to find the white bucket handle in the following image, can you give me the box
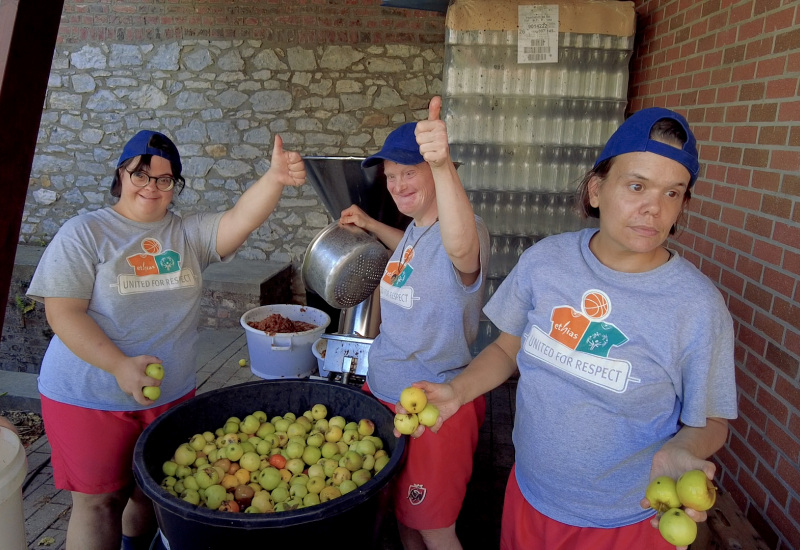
[270,334,294,351]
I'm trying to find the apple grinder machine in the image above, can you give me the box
[301,157,410,385]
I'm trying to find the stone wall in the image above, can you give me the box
[24,41,444,300]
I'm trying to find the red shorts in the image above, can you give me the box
[41,392,194,494]
[501,464,675,550]
[366,383,486,531]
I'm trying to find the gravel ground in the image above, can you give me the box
[0,409,44,447]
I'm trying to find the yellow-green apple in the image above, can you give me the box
[394,413,419,435]
[306,475,326,494]
[180,488,200,506]
[251,490,274,513]
[285,458,306,475]
[352,469,372,486]
[307,463,325,479]
[256,422,276,439]
[285,441,305,459]
[270,485,289,503]
[145,363,164,380]
[302,445,322,466]
[225,443,244,462]
[303,492,321,507]
[319,486,341,502]
[329,415,347,429]
[174,443,197,466]
[295,416,312,432]
[339,479,358,495]
[182,475,199,491]
[204,484,227,510]
[417,403,440,427]
[400,386,427,413]
[311,403,327,420]
[287,422,307,438]
[358,418,375,437]
[273,418,290,433]
[342,429,359,445]
[646,476,681,514]
[658,507,697,546]
[332,466,351,486]
[306,432,325,448]
[325,425,343,443]
[142,386,161,401]
[676,469,717,511]
[374,454,390,473]
[342,450,364,471]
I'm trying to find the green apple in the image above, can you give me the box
[417,403,440,427]
[676,469,717,511]
[239,451,261,472]
[257,467,281,491]
[285,441,305,459]
[182,475,199,491]
[306,432,325,448]
[240,415,261,435]
[270,485,289,503]
[225,443,244,462]
[303,492,321,507]
[645,475,681,514]
[145,363,164,380]
[342,450,363,472]
[400,386,427,413]
[287,422,307,438]
[174,465,192,479]
[256,422,276,439]
[162,460,178,477]
[306,475,326,494]
[142,386,161,401]
[394,413,419,435]
[658,507,697,546]
[195,467,220,489]
[302,445,322,466]
[355,439,376,456]
[285,458,306,475]
[273,418,290,433]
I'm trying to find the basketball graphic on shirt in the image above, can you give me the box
[142,238,162,255]
[581,290,610,321]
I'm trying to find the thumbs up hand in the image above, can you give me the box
[415,96,451,169]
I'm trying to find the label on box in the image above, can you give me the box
[518,5,559,64]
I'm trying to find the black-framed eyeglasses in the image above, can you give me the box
[126,170,177,192]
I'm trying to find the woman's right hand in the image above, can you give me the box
[404,380,463,436]
[115,355,164,406]
[339,204,374,232]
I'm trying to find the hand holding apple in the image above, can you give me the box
[142,362,164,401]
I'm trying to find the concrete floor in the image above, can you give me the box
[13,327,517,550]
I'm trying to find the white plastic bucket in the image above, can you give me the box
[0,427,27,550]
[240,305,331,379]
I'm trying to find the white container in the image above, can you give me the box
[0,426,27,550]
[240,305,331,379]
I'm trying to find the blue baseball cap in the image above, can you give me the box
[117,130,182,174]
[594,107,699,187]
[362,122,424,168]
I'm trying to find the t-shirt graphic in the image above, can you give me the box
[526,289,638,393]
[380,244,419,310]
[114,238,197,295]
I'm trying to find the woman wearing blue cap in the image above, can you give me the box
[411,108,738,549]
[26,130,305,550]
[338,96,490,549]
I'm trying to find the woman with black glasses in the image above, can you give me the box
[26,130,306,550]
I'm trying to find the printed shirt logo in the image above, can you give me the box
[380,244,420,309]
[112,238,197,295]
[407,483,426,505]
[523,289,640,393]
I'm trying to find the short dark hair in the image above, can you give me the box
[575,118,692,235]
[111,155,185,198]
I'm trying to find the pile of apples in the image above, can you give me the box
[645,469,718,546]
[393,386,439,435]
[159,403,390,513]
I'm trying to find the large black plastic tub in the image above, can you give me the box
[133,379,405,550]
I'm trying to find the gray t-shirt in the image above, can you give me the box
[366,216,491,404]
[27,207,226,411]
[484,228,737,528]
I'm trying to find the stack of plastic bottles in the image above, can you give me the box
[441,0,636,354]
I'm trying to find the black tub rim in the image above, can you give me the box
[133,378,406,530]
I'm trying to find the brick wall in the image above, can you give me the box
[631,1,800,548]
[57,0,446,44]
